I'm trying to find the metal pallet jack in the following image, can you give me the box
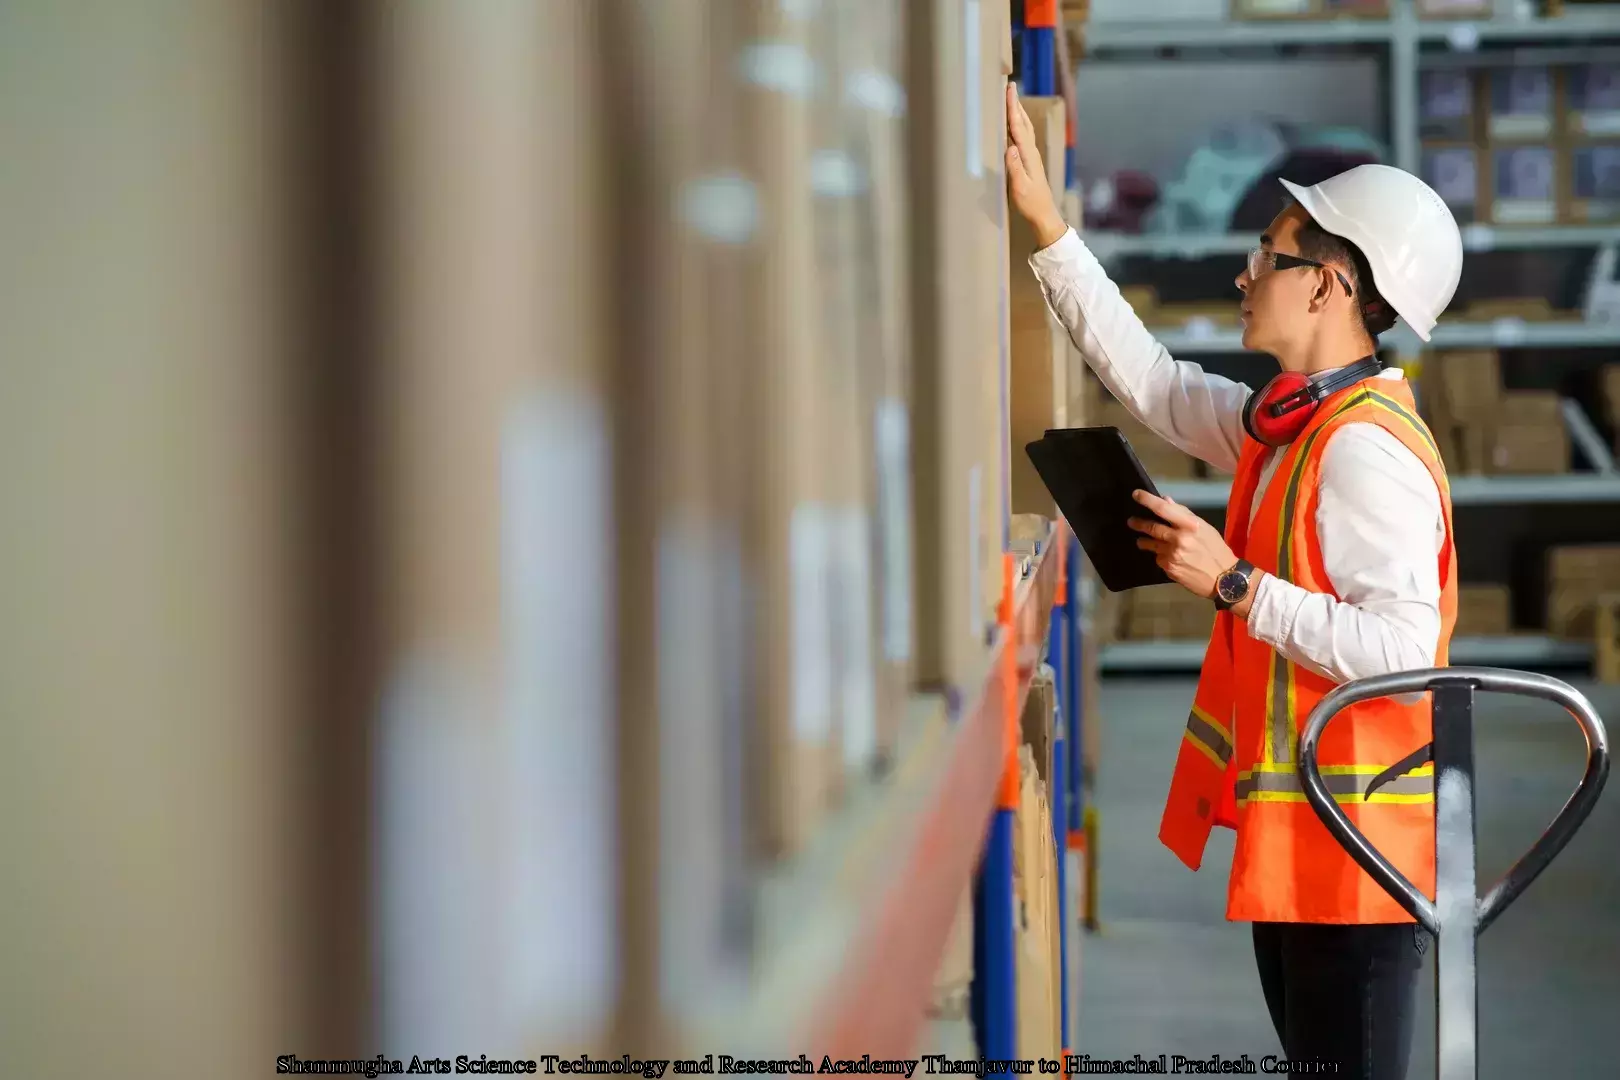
[1299,668,1611,1080]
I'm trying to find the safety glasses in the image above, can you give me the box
[1247,247,1353,297]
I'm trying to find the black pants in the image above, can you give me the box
[1252,921,1427,1079]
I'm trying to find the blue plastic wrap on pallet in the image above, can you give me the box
[1053,750,1070,1051]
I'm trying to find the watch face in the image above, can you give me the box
[1218,570,1248,604]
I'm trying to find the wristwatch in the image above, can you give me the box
[1213,559,1257,612]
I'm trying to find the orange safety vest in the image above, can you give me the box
[1158,378,1457,924]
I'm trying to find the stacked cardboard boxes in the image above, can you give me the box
[1418,57,1620,227]
[1419,350,1570,476]
[1122,583,1216,642]
[1455,584,1514,637]
[1094,395,1203,479]
[907,0,1013,693]
[1546,545,1620,638]
[1232,0,1389,18]
[1013,741,1062,1060]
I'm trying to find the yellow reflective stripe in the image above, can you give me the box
[1364,389,1444,474]
[1243,790,1435,805]
[1186,731,1228,771]
[1191,702,1231,748]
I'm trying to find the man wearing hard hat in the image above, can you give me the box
[1006,84,1463,1079]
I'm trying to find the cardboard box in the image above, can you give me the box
[1456,584,1513,637]
[907,0,993,692]
[1487,144,1560,226]
[977,0,1013,630]
[1596,593,1620,684]
[1600,364,1620,439]
[1426,349,1502,425]
[1564,142,1620,225]
[1566,64,1620,139]
[1490,390,1568,474]
[1419,70,1481,143]
[1547,545,1620,637]
[845,0,915,767]
[929,883,975,1020]
[1009,96,1071,520]
[739,1,834,856]
[1095,397,1201,479]
[1421,143,1482,225]
[1022,668,1058,789]
[1490,428,1567,474]
[1013,744,1061,1060]
[1124,583,1216,641]
[1487,66,1558,143]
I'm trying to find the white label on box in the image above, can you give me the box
[965,0,981,180]
[1576,113,1620,138]
[791,503,835,743]
[875,399,914,663]
[437,390,610,1043]
[846,69,906,118]
[968,464,983,642]
[680,173,760,245]
[834,506,878,770]
[738,42,819,99]
[811,149,867,199]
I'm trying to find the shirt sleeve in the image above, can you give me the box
[1244,421,1445,689]
[1028,228,1253,474]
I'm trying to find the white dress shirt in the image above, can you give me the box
[1029,227,1447,687]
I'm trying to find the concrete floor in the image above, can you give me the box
[1075,675,1620,1079]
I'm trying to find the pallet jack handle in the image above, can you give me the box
[1298,667,1610,1080]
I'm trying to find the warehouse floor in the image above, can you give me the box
[1076,675,1620,1078]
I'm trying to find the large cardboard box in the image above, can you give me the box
[1456,584,1513,637]
[907,0,997,690]
[1094,397,1201,479]
[1489,390,1569,474]
[1009,95,1070,520]
[1013,744,1061,1061]
[841,0,916,767]
[1547,545,1620,637]
[739,1,834,856]
[977,0,1014,629]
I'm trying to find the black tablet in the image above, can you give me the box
[1024,426,1175,592]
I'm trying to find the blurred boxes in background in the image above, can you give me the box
[1566,63,1620,137]
[1487,67,1560,143]
[1419,350,1571,476]
[1094,396,1201,479]
[1489,144,1560,225]
[1547,545,1620,637]
[1422,143,1483,224]
[1456,584,1514,636]
[1564,141,1620,224]
[1122,583,1215,641]
[1420,69,1482,142]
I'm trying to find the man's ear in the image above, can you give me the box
[1311,267,1333,310]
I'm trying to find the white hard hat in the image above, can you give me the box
[1279,164,1463,342]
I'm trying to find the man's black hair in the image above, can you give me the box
[1293,211,1397,338]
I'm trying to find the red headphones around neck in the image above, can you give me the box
[1241,355,1385,448]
